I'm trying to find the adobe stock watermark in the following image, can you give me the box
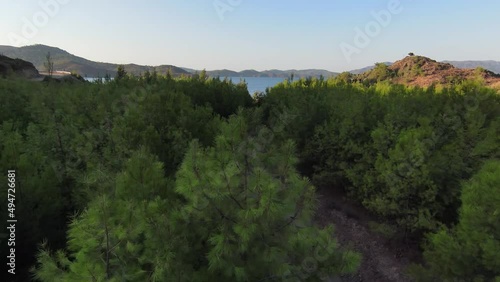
[339,0,412,63]
[8,0,71,46]
[213,0,243,21]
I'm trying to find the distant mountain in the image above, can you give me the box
[0,44,189,77]
[348,62,392,74]
[0,44,337,79]
[181,67,200,74]
[192,68,338,78]
[267,69,337,78]
[444,60,500,75]
[4,45,498,81]
[204,69,243,77]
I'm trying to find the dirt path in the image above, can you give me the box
[314,188,416,282]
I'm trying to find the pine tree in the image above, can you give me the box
[115,65,127,81]
[32,149,180,281]
[44,52,54,77]
[413,160,500,281]
[173,115,360,281]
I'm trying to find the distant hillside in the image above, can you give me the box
[357,55,500,88]
[4,45,498,81]
[0,44,189,77]
[0,45,337,78]
[204,69,240,77]
[348,62,392,74]
[262,69,338,78]
[185,68,338,78]
[444,60,500,75]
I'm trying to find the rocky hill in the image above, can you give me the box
[0,55,41,79]
[358,55,500,88]
[349,60,500,76]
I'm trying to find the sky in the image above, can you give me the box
[1,0,499,72]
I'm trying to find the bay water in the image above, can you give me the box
[84,76,286,94]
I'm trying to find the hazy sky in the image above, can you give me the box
[1,0,499,72]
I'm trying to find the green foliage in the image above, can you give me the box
[2,64,499,281]
[32,117,360,281]
[33,149,181,281]
[70,71,85,81]
[335,72,354,83]
[264,78,500,238]
[44,52,54,76]
[412,160,500,281]
[475,66,486,74]
[0,121,67,280]
[0,72,253,281]
[368,126,441,231]
[173,115,360,281]
[115,65,127,81]
[411,64,424,76]
[366,63,395,82]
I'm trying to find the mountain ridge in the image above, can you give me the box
[0,44,339,78]
[195,68,339,78]
[1,45,500,79]
[0,44,189,77]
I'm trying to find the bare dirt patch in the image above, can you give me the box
[315,187,421,282]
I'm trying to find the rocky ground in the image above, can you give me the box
[0,54,40,79]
